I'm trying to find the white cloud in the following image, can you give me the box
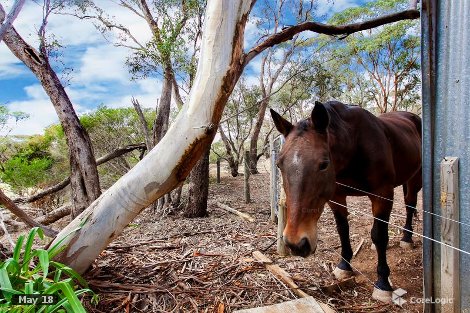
[2,85,58,136]
[75,45,131,84]
[314,0,359,17]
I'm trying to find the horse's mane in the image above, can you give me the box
[293,101,350,136]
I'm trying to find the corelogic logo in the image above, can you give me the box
[392,288,407,306]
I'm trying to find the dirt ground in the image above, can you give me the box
[1,159,424,312]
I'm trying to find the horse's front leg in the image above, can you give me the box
[369,191,394,302]
[329,195,354,280]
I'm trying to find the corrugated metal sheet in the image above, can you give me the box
[422,1,470,312]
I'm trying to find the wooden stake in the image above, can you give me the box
[440,157,459,313]
[244,150,251,203]
[216,158,221,183]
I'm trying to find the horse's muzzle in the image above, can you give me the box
[285,237,315,257]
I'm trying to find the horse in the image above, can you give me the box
[270,100,422,302]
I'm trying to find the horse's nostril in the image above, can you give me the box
[286,237,312,257]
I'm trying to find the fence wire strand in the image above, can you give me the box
[336,182,470,228]
[329,200,470,256]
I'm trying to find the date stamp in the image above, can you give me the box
[11,294,58,305]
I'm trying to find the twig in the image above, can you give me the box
[352,238,365,258]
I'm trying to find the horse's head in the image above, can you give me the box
[270,102,335,257]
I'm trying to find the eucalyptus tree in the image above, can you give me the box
[0,1,101,218]
[48,0,419,282]
[328,0,421,113]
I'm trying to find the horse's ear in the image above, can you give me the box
[270,109,293,137]
[311,101,330,133]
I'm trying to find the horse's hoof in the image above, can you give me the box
[372,287,393,303]
[399,240,414,250]
[332,266,354,280]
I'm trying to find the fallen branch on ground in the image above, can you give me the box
[37,205,71,225]
[215,202,255,222]
[14,143,146,204]
[0,188,58,237]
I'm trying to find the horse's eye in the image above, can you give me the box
[319,160,330,171]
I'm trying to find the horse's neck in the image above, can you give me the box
[328,126,356,175]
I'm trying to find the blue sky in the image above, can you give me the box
[0,0,367,136]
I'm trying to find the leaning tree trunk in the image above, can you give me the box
[184,148,210,217]
[48,0,253,273]
[1,11,101,218]
[219,126,239,177]
[248,98,269,174]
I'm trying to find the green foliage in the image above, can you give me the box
[0,136,55,191]
[322,0,421,112]
[78,106,152,188]
[0,228,97,312]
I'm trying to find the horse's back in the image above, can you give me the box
[325,101,422,188]
[378,111,422,186]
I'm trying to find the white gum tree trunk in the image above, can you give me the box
[50,0,253,273]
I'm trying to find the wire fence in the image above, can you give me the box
[269,136,470,256]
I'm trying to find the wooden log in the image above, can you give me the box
[215,202,255,222]
[440,157,460,313]
[0,188,58,237]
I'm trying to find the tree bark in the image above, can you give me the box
[0,9,101,218]
[184,148,210,218]
[249,98,269,174]
[153,65,173,144]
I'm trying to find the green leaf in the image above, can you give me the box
[49,262,88,288]
[22,227,44,272]
[13,235,25,263]
[33,249,50,279]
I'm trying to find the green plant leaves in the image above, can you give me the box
[0,228,95,312]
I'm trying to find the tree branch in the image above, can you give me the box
[14,143,147,204]
[0,188,58,237]
[0,0,25,43]
[243,9,420,66]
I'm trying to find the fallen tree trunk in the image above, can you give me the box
[14,143,146,204]
[0,188,58,237]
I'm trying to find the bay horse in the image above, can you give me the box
[270,101,422,302]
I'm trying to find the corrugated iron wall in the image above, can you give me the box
[422,0,470,312]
